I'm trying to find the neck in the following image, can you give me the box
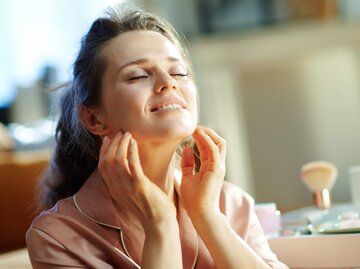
[137,140,179,200]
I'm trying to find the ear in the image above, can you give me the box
[79,105,108,136]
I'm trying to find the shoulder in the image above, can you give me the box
[220,181,254,211]
[26,226,88,268]
[219,181,255,236]
[26,197,128,268]
[220,184,289,268]
[26,198,89,267]
[28,197,78,230]
[27,196,101,248]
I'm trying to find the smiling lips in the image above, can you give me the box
[150,99,188,112]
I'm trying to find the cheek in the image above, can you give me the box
[105,83,139,106]
[102,89,142,123]
[184,81,198,112]
[116,96,143,119]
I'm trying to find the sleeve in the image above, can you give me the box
[220,182,289,269]
[26,227,89,269]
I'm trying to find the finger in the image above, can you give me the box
[198,127,226,163]
[193,129,220,172]
[198,127,223,146]
[98,132,123,173]
[192,129,209,159]
[127,136,145,182]
[99,136,110,165]
[181,147,195,177]
[193,128,220,160]
[113,132,132,175]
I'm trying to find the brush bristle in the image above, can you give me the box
[300,161,337,192]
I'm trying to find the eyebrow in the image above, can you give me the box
[117,56,182,73]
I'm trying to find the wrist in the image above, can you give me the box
[189,208,226,229]
[143,213,179,236]
[142,212,183,269]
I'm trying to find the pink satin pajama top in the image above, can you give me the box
[26,170,288,268]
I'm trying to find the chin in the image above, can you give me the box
[161,126,194,140]
[130,117,197,142]
[136,126,195,144]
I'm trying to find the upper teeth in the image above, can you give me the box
[157,104,183,111]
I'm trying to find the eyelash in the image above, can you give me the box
[172,73,188,77]
[128,75,149,81]
[127,73,188,81]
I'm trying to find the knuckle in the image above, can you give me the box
[218,138,226,147]
[133,182,147,196]
[113,157,125,167]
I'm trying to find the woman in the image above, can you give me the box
[26,4,288,269]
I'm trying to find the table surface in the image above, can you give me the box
[269,233,360,269]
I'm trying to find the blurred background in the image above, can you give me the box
[1,0,360,253]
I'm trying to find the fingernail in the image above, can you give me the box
[103,136,109,144]
[130,138,135,144]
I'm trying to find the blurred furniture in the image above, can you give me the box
[269,204,360,268]
[0,149,51,253]
[0,248,31,269]
[0,122,13,151]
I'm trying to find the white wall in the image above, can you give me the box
[190,21,360,210]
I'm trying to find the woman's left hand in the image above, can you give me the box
[179,127,226,219]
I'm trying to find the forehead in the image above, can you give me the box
[103,30,183,65]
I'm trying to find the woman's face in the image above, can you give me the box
[100,30,198,143]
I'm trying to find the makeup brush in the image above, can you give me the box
[300,161,337,209]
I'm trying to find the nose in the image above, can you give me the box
[154,71,178,93]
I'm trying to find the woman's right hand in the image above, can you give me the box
[98,131,176,231]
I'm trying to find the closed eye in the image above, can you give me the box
[127,75,149,81]
[171,73,188,77]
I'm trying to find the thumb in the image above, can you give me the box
[181,147,195,177]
